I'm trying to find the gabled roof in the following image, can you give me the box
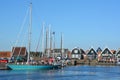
[80,48,86,54]
[12,47,27,56]
[87,48,97,55]
[71,48,80,54]
[116,49,120,56]
[111,50,116,54]
[96,47,102,53]
[101,48,113,55]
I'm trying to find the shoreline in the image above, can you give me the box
[0,60,119,70]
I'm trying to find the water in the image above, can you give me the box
[0,65,120,80]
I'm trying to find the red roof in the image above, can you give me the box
[111,50,116,54]
[0,51,11,58]
[12,47,27,56]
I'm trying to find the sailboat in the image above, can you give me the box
[7,3,60,70]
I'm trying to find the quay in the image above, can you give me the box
[0,63,8,70]
[70,59,117,66]
[0,59,118,70]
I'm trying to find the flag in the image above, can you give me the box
[52,32,55,35]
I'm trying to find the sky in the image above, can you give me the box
[0,0,120,51]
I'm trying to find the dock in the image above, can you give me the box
[0,63,8,70]
[69,59,117,66]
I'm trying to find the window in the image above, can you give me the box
[74,50,78,53]
[72,54,75,58]
[91,51,94,53]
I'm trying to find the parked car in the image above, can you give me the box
[0,58,8,63]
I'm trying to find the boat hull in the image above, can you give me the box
[7,64,59,70]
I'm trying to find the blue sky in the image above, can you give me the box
[0,0,120,51]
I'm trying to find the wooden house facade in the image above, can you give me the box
[100,48,114,62]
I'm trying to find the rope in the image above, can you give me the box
[10,7,29,60]
[15,30,28,63]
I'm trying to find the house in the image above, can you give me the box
[0,51,11,63]
[116,49,120,63]
[79,49,86,59]
[11,47,28,62]
[100,48,114,62]
[45,48,69,59]
[71,48,80,59]
[71,48,85,59]
[54,48,69,58]
[0,51,11,59]
[87,48,97,60]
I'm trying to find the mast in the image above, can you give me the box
[46,27,48,57]
[50,29,52,56]
[41,23,45,57]
[47,25,50,57]
[27,3,32,64]
[53,32,55,58]
[61,33,63,59]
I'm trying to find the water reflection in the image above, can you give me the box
[0,65,120,80]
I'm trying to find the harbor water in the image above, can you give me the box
[0,65,120,80]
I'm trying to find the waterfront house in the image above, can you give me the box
[0,51,11,63]
[54,48,68,58]
[100,48,114,62]
[71,48,81,59]
[0,51,11,59]
[116,49,120,63]
[11,47,28,62]
[45,48,69,59]
[87,48,97,60]
[79,49,86,59]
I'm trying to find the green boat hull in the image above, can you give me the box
[7,64,59,70]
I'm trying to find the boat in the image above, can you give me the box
[7,64,60,70]
[7,3,61,70]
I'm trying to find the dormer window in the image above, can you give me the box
[106,51,108,54]
[74,50,78,53]
[91,51,93,53]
